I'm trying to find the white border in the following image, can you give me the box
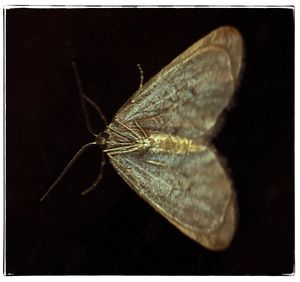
[1,1,297,280]
[0,0,297,7]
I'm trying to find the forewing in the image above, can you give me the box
[114,26,243,139]
[108,147,236,250]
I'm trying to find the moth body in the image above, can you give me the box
[103,123,205,156]
[147,133,205,154]
[45,26,243,251]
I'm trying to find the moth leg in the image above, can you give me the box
[72,63,107,135]
[107,126,138,142]
[133,120,148,138]
[106,140,135,146]
[137,64,144,91]
[82,94,108,127]
[105,145,142,155]
[107,125,138,142]
[104,144,140,154]
[81,150,106,195]
[114,119,142,139]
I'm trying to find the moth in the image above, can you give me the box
[42,26,244,251]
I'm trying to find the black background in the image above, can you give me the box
[6,8,294,275]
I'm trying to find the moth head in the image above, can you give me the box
[95,132,108,149]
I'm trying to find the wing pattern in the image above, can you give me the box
[105,26,243,250]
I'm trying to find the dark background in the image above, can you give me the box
[6,8,294,275]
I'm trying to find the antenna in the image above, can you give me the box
[72,62,107,135]
[40,142,97,201]
[41,63,109,201]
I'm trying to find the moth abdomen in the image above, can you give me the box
[148,133,205,154]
